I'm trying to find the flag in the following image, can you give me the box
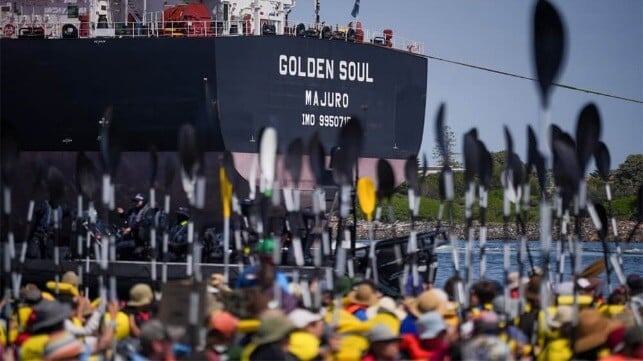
[351,0,360,18]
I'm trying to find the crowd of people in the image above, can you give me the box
[1,259,642,360]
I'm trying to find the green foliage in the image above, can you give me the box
[612,154,643,198]
[611,195,637,221]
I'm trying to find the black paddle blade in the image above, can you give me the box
[463,129,479,184]
[594,203,608,240]
[75,152,97,200]
[509,153,524,190]
[47,166,65,209]
[552,138,581,194]
[149,146,158,189]
[308,132,326,185]
[338,117,364,172]
[178,123,200,177]
[533,0,566,107]
[527,125,538,175]
[477,140,492,190]
[164,154,176,191]
[594,141,610,181]
[376,158,395,200]
[434,103,447,165]
[32,155,46,194]
[286,138,304,187]
[504,125,514,157]
[404,155,419,193]
[576,103,601,174]
[331,147,351,186]
[638,184,643,223]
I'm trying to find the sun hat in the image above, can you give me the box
[366,324,401,344]
[21,283,42,303]
[416,311,447,340]
[43,331,85,360]
[29,300,71,333]
[408,288,449,317]
[546,305,574,328]
[574,308,624,353]
[127,283,154,307]
[253,309,296,346]
[288,308,323,329]
[347,283,378,307]
[209,311,239,338]
[61,271,79,287]
[366,297,407,321]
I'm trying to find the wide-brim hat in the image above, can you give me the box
[253,310,296,346]
[506,272,529,290]
[347,283,378,307]
[574,308,624,353]
[366,296,407,321]
[127,283,154,307]
[408,289,449,317]
[416,311,447,340]
[546,305,574,329]
[366,324,401,344]
[288,308,323,329]
[30,300,71,333]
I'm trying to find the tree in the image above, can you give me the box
[612,154,643,198]
[431,125,462,167]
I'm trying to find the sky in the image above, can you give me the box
[289,0,643,170]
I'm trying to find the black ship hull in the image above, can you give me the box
[1,36,427,157]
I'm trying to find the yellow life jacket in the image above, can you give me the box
[104,311,131,340]
[288,331,321,361]
[537,338,572,361]
[46,281,79,297]
[19,334,50,360]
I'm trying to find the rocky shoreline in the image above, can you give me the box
[344,219,642,242]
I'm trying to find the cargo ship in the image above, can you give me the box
[0,0,427,228]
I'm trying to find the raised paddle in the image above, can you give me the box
[75,152,97,296]
[402,155,422,296]
[463,129,478,292]
[594,141,621,265]
[476,140,493,279]
[357,176,377,285]
[533,1,565,322]
[47,166,65,295]
[161,154,176,283]
[148,146,159,283]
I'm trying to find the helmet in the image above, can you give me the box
[176,207,190,218]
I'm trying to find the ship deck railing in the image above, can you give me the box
[1,18,424,55]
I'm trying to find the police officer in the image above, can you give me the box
[116,193,150,259]
[27,200,65,259]
[165,206,190,261]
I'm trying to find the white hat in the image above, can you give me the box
[556,281,574,296]
[366,296,407,320]
[288,308,323,329]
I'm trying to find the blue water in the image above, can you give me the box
[431,240,643,290]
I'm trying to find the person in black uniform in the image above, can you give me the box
[116,193,150,259]
[27,200,67,259]
[165,206,190,261]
